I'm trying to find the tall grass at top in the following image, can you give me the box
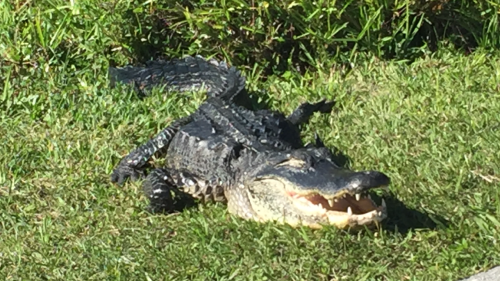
[1,0,499,78]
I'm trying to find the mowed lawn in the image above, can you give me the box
[1,3,500,281]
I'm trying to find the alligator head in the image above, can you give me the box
[230,146,390,229]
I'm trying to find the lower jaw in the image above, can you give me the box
[299,218,385,230]
[283,209,387,229]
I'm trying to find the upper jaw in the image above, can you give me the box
[254,153,391,197]
[289,169,391,197]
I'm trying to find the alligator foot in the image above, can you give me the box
[142,168,197,213]
[110,149,151,185]
[287,99,335,126]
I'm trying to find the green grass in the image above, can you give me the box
[1,1,500,280]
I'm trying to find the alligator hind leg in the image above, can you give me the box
[287,99,335,126]
[111,116,192,185]
[143,168,197,213]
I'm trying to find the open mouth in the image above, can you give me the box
[288,190,387,227]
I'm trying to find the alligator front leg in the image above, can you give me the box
[287,99,335,126]
[111,116,192,185]
[142,168,222,213]
[142,168,197,213]
[142,168,176,212]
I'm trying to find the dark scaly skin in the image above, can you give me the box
[108,55,252,107]
[110,56,390,229]
[110,116,192,184]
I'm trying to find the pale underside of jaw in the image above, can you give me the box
[288,191,387,228]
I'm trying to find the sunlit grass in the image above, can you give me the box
[1,1,499,280]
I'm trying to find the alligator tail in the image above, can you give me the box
[109,55,248,103]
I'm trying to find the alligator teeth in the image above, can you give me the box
[334,198,338,202]
[328,199,334,207]
[347,207,352,215]
[297,197,309,204]
[381,198,386,208]
[355,194,361,201]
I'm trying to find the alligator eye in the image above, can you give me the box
[276,158,307,168]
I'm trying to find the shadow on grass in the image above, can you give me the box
[329,146,449,234]
[147,191,448,236]
[137,145,447,235]
[142,160,448,236]
[375,192,449,235]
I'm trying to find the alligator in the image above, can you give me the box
[110,55,390,229]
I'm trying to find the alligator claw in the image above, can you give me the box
[110,152,150,185]
[287,98,336,126]
[316,98,336,113]
[314,132,326,147]
[111,164,147,185]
